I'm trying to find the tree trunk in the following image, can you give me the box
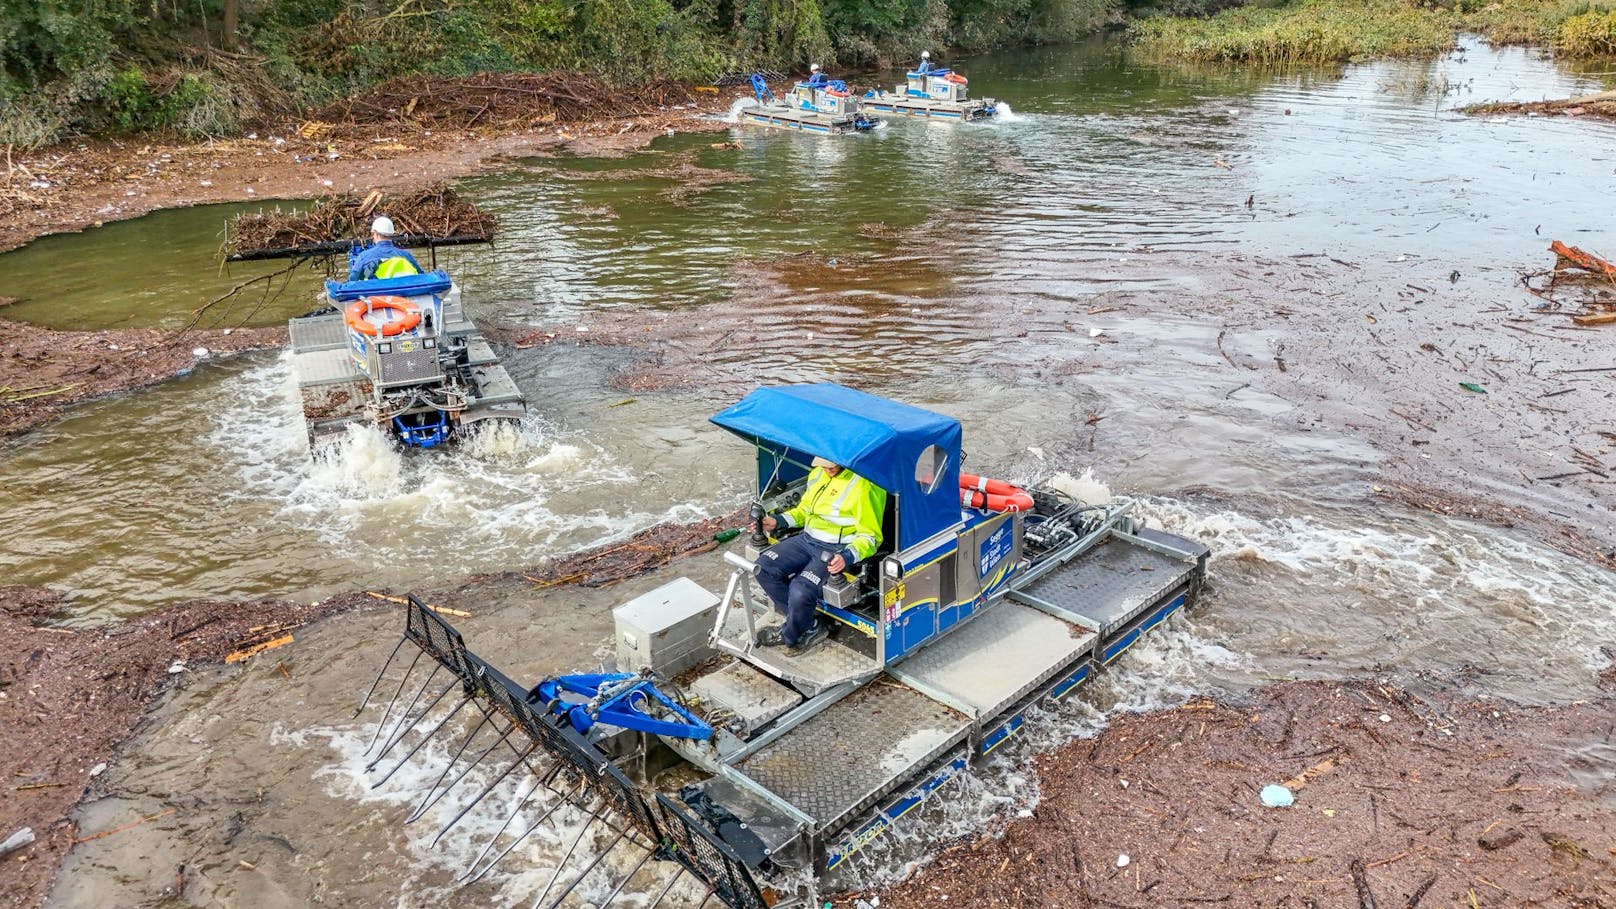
[222,0,239,49]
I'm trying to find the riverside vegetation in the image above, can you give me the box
[3,0,1612,148]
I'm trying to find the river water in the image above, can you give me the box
[4,34,1614,909]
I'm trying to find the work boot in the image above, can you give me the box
[755,626,785,647]
[787,623,829,656]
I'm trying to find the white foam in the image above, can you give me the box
[994,101,1023,122]
[724,97,752,123]
[202,354,691,581]
[1048,468,1112,505]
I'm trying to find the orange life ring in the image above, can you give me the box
[960,473,1034,513]
[826,88,849,98]
[945,73,967,85]
[345,295,422,337]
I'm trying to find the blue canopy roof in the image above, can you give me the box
[711,384,963,552]
[326,270,452,302]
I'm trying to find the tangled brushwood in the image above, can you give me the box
[314,72,697,130]
[226,183,496,257]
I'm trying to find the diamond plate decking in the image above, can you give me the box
[689,661,803,737]
[292,347,364,387]
[289,313,347,353]
[736,681,969,832]
[1018,540,1193,637]
[889,601,1094,720]
[719,610,877,698]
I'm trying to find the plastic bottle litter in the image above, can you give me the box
[714,528,743,543]
[0,827,35,857]
[1260,784,1295,808]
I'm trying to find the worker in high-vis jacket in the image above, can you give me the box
[348,216,422,281]
[755,456,887,654]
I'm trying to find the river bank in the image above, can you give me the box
[0,82,743,256]
[856,677,1616,909]
[0,321,285,444]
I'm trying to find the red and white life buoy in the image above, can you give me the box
[945,73,967,85]
[345,295,422,337]
[960,473,1034,513]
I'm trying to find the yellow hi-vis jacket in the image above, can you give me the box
[775,467,887,564]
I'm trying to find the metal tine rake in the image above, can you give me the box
[461,776,587,884]
[536,824,648,909]
[590,845,658,909]
[368,663,455,766]
[528,803,612,909]
[430,741,541,847]
[354,635,409,718]
[644,869,697,909]
[367,687,476,787]
[364,649,424,751]
[402,707,504,816]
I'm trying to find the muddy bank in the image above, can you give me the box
[0,320,284,446]
[0,504,742,909]
[1465,89,1616,123]
[0,585,372,909]
[0,83,745,256]
[865,678,1616,909]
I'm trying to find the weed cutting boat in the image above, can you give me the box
[288,268,525,448]
[357,383,1208,907]
[738,70,878,134]
[863,56,997,121]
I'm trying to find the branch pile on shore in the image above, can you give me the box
[314,72,697,131]
[225,183,496,258]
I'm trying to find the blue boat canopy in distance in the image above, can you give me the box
[711,384,964,551]
[326,270,453,302]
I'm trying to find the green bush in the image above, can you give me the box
[1130,0,1458,63]
[1556,6,1616,55]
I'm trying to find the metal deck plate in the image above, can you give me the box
[890,601,1095,720]
[1019,540,1193,637]
[466,363,525,408]
[689,661,803,737]
[719,611,877,698]
[464,336,499,367]
[289,313,346,353]
[737,682,969,832]
[293,347,364,387]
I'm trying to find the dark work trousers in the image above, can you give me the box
[755,533,841,646]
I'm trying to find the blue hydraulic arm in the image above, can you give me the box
[530,672,714,741]
[750,74,776,104]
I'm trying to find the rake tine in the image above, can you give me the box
[460,772,552,881]
[367,667,451,769]
[538,825,632,909]
[354,636,407,717]
[430,741,538,847]
[404,709,498,818]
[645,868,689,909]
[462,783,593,885]
[532,809,604,909]
[369,663,443,762]
[595,844,656,909]
[369,693,473,786]
[367,649,423,751]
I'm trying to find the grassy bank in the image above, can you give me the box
[1131,0,1616,63]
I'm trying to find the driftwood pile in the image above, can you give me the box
[315,72,696,130]
[225,183,495,259]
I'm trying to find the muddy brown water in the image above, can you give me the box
[2,35,1613,908]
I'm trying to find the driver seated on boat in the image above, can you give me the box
[754,457,886,655]
[348,215,422,281]
[915,50,934,74]
[805,63,828,87]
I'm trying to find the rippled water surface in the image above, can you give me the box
[14,35,1616,909]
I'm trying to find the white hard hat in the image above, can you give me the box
[809,63,820,72]
[921,50,931,59]
[371,215,396,236]
[811,456,836,469]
